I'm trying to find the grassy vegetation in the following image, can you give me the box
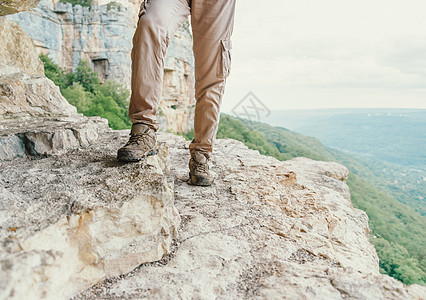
[40,54,131,130]
[183,114,425,285]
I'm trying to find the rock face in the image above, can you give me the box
[1,2,425,299]
[0,18,44,76]
[7,0,196,133]
[2,132,425,299]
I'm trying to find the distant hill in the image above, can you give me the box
[181,114,426,285]
[264,108,426,216]
[266,108,426,169]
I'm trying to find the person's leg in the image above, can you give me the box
[189,0,236,159]
[118,0,190,162]
[129,0,191,130]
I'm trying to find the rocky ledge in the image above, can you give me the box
[1,130,424,299]
[0,131,179,300]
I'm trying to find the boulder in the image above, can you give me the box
[0,132,180,299]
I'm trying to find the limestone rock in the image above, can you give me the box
[0,0,39,16]
[0,132,180,300]
[72,135,425,300]
[0,116,109,160]
[0,67,76,120]
[0,18,44,76]
[0,16,112,161]
[0,60,110,160]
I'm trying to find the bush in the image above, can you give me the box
[66,60,100,93]
[39,54,67,89]
[107,1,122,11]
[61,83,93,113]
[40,54,131,130]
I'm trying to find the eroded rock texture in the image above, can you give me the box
[0,134,180,299]
[0,33,109,159]
[0,0,39,16]
[69,135,424,300]
[0,18,44,75]
[0,14,110,160]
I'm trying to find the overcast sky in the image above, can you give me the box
[221,0,426,111]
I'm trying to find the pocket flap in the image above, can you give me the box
[221,39,232,51]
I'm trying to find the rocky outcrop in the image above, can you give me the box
[2,132,425,299]
[7,0,196,133]
[71,136,424,300]
[0,135,179,299]
[1,8,181,298]
[0,15,109,160]
[0,0,39,16]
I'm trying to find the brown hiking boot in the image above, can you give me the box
[117,123,158,162]
[188,151,214,186]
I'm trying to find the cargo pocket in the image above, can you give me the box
[217,39,232,78]
[138,0,151,19]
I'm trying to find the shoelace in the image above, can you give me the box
[126,132,152,145]
[192,159,209,174]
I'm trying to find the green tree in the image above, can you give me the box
[88,80,131,130]
[40,55,131,130]
[66,60,100,93]
[39,54,66,89]
[61,83,93,113]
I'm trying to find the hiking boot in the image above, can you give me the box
[117,123,158,162]
[188,151,214,186]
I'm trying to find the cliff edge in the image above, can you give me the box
[1,131,425,299]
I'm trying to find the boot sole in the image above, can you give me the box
[188,174,214,186]
[117,148,159,162]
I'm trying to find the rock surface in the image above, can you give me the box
[2,131,424,299]
[0,18,44,76]
[0,0,39,16]
[60,134,421,300]
[7,0,196,133]
[0,132,180,300]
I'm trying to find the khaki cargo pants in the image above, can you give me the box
[129,0,236,159]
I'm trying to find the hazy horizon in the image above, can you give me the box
[221,0,426,112]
